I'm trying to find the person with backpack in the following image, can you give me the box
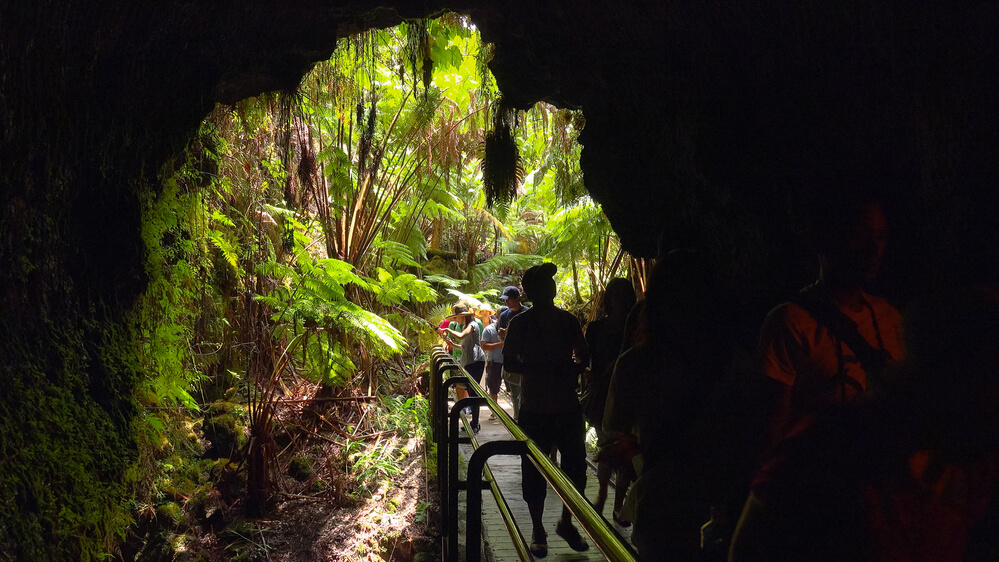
[497,285,529,420]
[478,308,503,419]
[604,249,738,560]
[731,286,999,561]
[758,196,905,446]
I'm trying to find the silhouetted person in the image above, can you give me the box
[583,277,637,523]
[504,263,591,557]
[604,250,735,560]
[759,198,905,446]
[731,286,999,561]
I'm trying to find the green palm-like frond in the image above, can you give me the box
[469,253,543,287]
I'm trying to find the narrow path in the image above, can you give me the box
[455,389,634,561]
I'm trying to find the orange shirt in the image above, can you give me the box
[760,291,905,429]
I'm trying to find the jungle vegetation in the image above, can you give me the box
[126,14,640,560]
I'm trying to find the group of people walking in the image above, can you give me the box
[442,195,999,561]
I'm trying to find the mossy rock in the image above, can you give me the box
[201,401,243,420]
[424,256,448,274]
[156,502,185,527]
[201,414,246,459]
[287,456,312,482]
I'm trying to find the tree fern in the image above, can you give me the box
[469,252,543,287]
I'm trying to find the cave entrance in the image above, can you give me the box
[130,12,639,557]
[167,13,637,330]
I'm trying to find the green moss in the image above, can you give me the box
[287,456,312,482]
[156,502,184,527]
[201,412,246,459]
[0,315,140,560]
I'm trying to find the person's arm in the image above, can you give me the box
[728,492,782,562]
[571,320,590,376]
[480,337,503,352]
[446,323,474,340]
[758,306,802,448]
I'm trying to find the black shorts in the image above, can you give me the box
[483,361,503,395]
[463,361,485,390]
[518,410,587,504]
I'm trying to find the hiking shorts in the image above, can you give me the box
[518,410,587,504]
[483,361,503,395]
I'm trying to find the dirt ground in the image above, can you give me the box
[243,444,439,562]
[228,444,439,562]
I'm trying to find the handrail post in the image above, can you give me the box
[435,363,462,448]
[449,395,486,562]
[465,440,529,562]
[438,374,471,562]
[431,351,458,446]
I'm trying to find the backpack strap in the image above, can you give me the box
[791,291,890,391]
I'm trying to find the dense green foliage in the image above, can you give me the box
[0,13,630,560]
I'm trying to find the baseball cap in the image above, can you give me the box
[499,286,521,300]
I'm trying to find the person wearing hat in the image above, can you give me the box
[503,262,591,556]
[477,308,503,418]
[497,285,528,419]
[442,305,486,433]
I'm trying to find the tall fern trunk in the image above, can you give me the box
[430,216,441,250]
[571,259,583,304]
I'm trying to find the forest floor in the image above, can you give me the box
[250,449,438,562]
[165,369,441,562]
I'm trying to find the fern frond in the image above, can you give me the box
[470,253,543,287]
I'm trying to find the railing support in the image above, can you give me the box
[428,345,637,562]
[448,396,487,561]
[437,374,470,562]
[465,440,529,562]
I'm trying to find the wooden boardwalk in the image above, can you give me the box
[454,390,635,561]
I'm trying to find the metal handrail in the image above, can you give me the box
[430,345,638,562]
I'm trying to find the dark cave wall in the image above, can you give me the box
[474,1,999,306]
[1,1,998,558]
[0,2,424,558]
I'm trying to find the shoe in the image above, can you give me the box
[529,532,548,558]
[593,496,606,515]
[555,519,588,552]
[488,413,498,420]
[472,423,481,434]
[613,509,631,528]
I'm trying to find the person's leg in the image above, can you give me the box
[518,411,552,547]
[466,361,485,431]
[485,362,502,418]
[593,426,611,513]
[553,412,589,551]
[613,470,630,516]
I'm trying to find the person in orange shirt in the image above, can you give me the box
[732,286,999,562]
[759,197,905,444]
